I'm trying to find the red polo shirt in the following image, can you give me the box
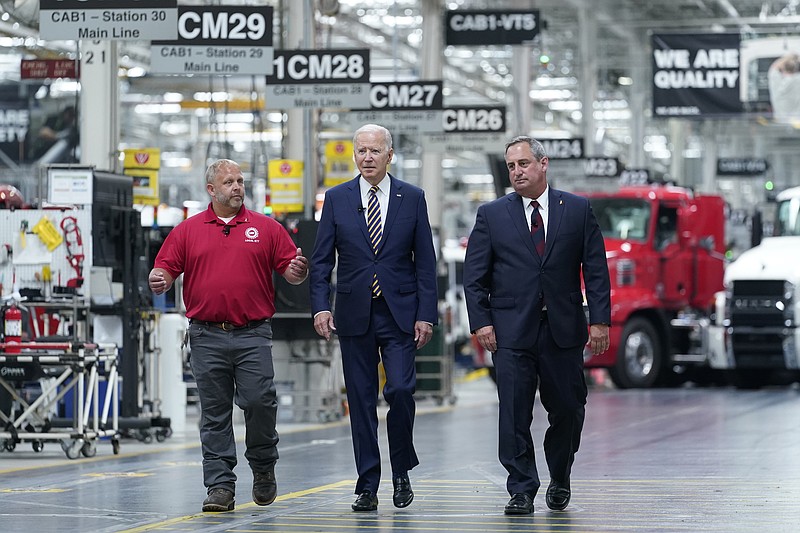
[154,203,297,324]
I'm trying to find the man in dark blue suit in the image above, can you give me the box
[463,136,611,515]
[310,124,438,512]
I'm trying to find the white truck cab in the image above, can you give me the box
[709,186,800,387]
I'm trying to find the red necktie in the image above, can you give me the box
[530,200,545,257]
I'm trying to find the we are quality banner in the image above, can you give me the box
[652,33,742,118]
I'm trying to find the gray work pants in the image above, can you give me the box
[188,321,279,493]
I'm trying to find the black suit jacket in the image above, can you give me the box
[463,188,611,350]
[309,174,438,336]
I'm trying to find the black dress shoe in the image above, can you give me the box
[392,473,414,508]
[504,493,533,515]
[352,490,378,511]
[546,480,571,510]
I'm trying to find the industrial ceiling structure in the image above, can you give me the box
[1,0,800,237]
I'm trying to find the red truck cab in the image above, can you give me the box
[582,185,725,387]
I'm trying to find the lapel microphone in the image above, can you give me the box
[358,206,365,213]
[222,225,230,236]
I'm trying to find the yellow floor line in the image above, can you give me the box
[458,368,489,383]
[0,402,452,476]
[116,479,354,533]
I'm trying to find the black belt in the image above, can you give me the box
[191,318,269,331]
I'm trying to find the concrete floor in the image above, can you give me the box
[1,375,800,532]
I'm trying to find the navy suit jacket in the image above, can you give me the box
[310,174,438,336]
[463,188,611,350]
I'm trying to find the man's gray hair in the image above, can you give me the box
[205,159,239,184]
[353,124,393,151]
[505,136,547,160]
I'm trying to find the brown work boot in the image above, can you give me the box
[252,466,277,506]
[202,488,235,512]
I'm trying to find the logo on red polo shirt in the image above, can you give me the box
[244,227,260,242]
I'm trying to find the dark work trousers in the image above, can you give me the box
[493,317,587,498]
[188,320,278,493]
[338,296,419,494]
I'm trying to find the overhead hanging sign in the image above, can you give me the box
[445,10,540,46]
[0,101,29,164]
[39,0,178,41]
[585,157,622,178]
[619,168,652,185]
[151,5,273,76]
[539,138,584,159]
[344,81,444,135]
[739,35,800,119]
[717,158,769,175]
[21,59,79,79]
[264,49,370,109]
[652,33,742,118]
[422,106,507,153]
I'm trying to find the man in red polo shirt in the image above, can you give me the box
[148,159,308,513]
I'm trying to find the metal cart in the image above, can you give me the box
[0,341,120,458]
[271,313,344,424]
[415,326,456,406]
[272,337,344,424]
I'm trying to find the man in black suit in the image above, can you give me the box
[463,136,611,514]
[310,124,438,512]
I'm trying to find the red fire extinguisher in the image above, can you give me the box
[3,303,22,354]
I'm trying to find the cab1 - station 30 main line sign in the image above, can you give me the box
[39,0,178,41]
[151,6,274,76]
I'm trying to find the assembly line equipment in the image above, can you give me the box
[0,341,120,459]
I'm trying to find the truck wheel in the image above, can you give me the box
[609,317,662,388]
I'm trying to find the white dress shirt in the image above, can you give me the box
[360,176,389,234]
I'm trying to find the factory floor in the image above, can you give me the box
[1,371,799,532]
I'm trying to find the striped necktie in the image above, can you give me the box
[367,185,382,298]
[531,200,545,257]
